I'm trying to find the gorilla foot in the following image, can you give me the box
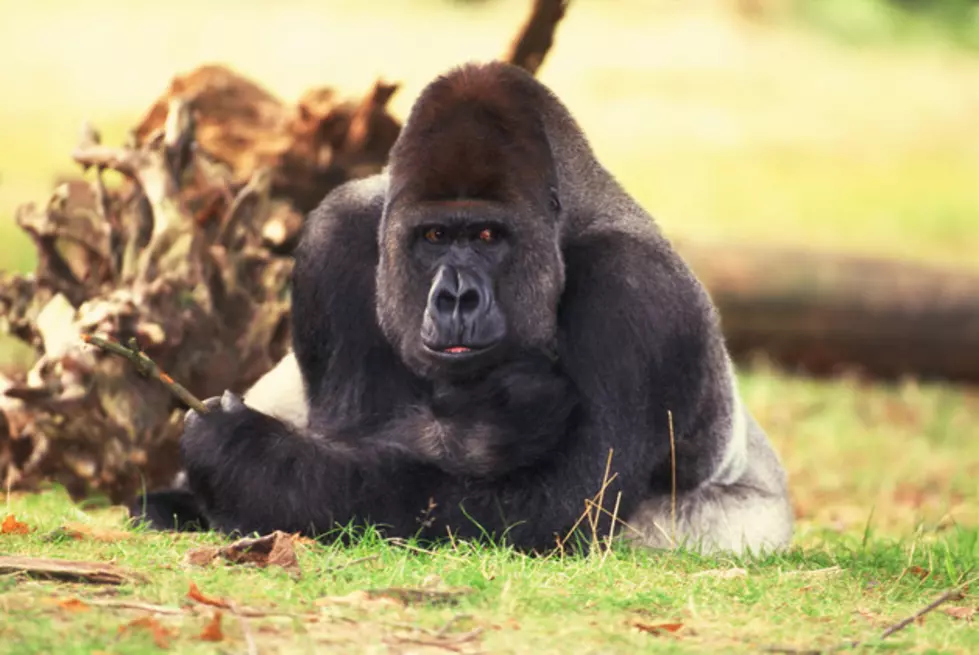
[129,489,210,532]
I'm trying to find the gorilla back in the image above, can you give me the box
[133,61,793,555]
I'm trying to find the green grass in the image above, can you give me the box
[1,3,978,651]
[794,0,979,52]
[2,488,978,655]
[2,366,978,653]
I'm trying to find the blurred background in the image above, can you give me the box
[0,0,977,544]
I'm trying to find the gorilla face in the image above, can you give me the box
[414,203,511,362]
[377,195,564,382]
[374,62,569,382]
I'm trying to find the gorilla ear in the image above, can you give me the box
[549,186,561,214]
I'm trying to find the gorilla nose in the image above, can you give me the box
[433,270,485,319]
[422,265,505,353]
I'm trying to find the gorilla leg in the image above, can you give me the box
[625,411,793,555]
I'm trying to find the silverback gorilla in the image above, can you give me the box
[132,61,794,555]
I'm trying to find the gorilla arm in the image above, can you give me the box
[556,227,793,554]
[177,363,584,546]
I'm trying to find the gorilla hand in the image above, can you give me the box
[179,390,307,532]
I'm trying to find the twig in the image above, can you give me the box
[226,599,259,655]
[602,490,623,563]
[85,599,186,615]
[81,334,208,414]
[0,555,147,585]
[326,554,381,574]
[588,448,615,553]
[504,0,571,75]
[668,409,677,548]
[878,585,967,639]
[764,578,974,654]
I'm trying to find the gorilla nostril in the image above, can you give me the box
[458,289,480,315]
[436,290,456,315]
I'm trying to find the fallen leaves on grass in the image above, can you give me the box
[186,530,300,574]
[316,586,474,609]
[855,607,885,626]
[630,619,686,636]
[942,606,977,622]
[57,597,92,613]
[908,566,931,580]
[199,610,225,641]
[0,555,147,585]
[1,514,31,534]
[46,522,132,543]
[119,616,174,649]
[187,581,230,609]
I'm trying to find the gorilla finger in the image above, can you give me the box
[221,390,246,412]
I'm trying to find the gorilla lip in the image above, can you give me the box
[422,342,495,361]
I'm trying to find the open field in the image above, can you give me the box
[1,1,978,652]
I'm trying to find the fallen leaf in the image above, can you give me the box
[199,610,225,641]
[1,514,30,535]
[185,546,220,568]
[855,607,883,626]
[186,530,300,574]
[57,597,91,613]
[692,567,747,579]
[119,616,172,649]
[631,620,685,636]
[315,589,405,609]
[0,555,147,585]
[314,587,471,610]
[187,582,230,609]
[908,566,931,580]
[289,532,318,547]
[942,606,976,622]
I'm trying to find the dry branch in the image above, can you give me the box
[81,334,208,414]
[505,0,571,74]
[0,555,148,585]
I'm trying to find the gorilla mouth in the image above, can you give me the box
[422,341,497,361]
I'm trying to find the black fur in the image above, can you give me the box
[131,61,791,554]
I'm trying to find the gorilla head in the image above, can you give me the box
[375,64,566,380]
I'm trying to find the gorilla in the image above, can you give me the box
[132,61,793,555]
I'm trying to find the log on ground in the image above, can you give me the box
[680,242,979,385]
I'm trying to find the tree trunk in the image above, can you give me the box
[679,242,979,385]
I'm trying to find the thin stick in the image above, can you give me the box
[764,578,975,654]
[226,599,259,655]
[602,490,623,563]
[589,448,615,554]
[878,585,967,639]
[667,410,677,548]
[85,599,186,615]
[326,554,381,574]
[81,334,208,414]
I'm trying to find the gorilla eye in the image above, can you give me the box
[478,227,498,243]
[424,227,447,244]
